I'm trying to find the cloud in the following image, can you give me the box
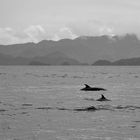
[0,27,20,45]
[24,25,78,42]
[53,27,78,41]
[67,19,116,37]
[0,21,140,45]
[24,25,46,43]
[0,27,38,45]
[0,25,78,44]
[99,26,115,36]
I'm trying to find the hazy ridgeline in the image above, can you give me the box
[0,34,140,65]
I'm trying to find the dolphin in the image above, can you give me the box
[96,94,110,101]
[81,84,106,91]
[74,106,97,111]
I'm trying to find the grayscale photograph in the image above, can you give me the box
[0,0,140,139]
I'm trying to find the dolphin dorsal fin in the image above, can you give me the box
[84,84,91,88]
[101,94,106,99]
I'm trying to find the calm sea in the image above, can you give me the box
[0,66,140,140]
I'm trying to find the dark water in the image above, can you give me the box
[0,66,140,140]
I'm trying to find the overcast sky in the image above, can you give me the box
[0,0,140,44]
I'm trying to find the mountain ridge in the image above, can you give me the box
[93,57,140,66]
[0,34,140,64]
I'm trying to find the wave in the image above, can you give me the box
[35,104,140,112]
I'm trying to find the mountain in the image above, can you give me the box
[0,51,81,65]
[29,51,81,65]
[0,53,30,65]
[93,57,140,66]
[93,60,112,65]
[0,34,140,64]
[113,57,140,65]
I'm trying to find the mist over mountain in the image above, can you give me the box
[0,34,140,65]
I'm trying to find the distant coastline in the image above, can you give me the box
[93,57,140,66]
[0,34,140,66]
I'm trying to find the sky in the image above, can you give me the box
[0,0,140,44]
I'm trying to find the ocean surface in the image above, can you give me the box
[0,66,140,140]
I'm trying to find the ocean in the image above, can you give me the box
[0,66,140,140]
